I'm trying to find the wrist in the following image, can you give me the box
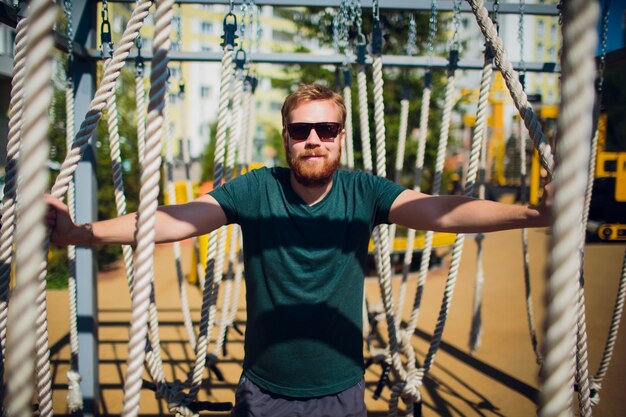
[76,223,94,246]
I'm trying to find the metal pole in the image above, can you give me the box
[71,0,98,415]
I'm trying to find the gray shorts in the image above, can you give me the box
[231,374,367,417]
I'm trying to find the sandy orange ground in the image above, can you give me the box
[45,228,625,416]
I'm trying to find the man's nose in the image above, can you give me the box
[304,128,322,145]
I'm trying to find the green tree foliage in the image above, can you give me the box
[48,60,142,288]
[270,8,457,192]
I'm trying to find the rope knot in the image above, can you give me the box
[398,329,412,349]
[400,369,423,405]
[590,378,602,407]
[66,369,84,411]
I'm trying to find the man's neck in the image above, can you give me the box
[290,172,334,206]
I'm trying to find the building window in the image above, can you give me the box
[551,24,557,40]
[272,29,293,43]
[200,21,213,34]
[537,42,544,58]
[200,85,211,98]
[270,101,282,111]
[537,20,545,37]
[548,47,556,61]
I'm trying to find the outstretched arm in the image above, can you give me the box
[45,193,227,247]
[389,184,552,233]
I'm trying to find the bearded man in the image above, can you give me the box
[46,84,552,417]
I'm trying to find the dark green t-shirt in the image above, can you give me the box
[210,167,405,397]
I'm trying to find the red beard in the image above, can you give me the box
[286,148,340,187]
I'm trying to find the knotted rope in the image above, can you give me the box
[4,2,56,416]
[539,2,598,416]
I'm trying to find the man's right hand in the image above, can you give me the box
[44,194,88,247]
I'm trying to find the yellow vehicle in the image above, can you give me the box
[587,47,626,242]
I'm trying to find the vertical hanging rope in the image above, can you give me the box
[163,95,197,350]
[591,248,626,402]
[4,2,56,416]
[468,51,493,353]
[135,38,146,164]
[0,6,29,373]
[467,0,553,176]
[519,118,542,365]
[65,73,83,412]
[121,0,173,415]
[391,93,409,327]
[402,72,432,337]
[389,49,464,415]
[213,60,245,357]
[342,68,355,170]
[188,23,235,399]
[356,65,373,173]
[539,1,598,416]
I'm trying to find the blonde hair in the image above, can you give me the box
[281,84,346,127]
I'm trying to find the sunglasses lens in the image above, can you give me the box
[316,123,340,140]
[287,123,312,140]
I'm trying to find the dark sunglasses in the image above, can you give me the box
[286,122,343,142]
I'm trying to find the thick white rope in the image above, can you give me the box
[467,0,554,177]
[188,48,234,400]
[0,13,29,369]
[121,1,173,415]
[402,80,431,337]
[539,2,598,416]
[65,75,83,412]
[390,65,465,414]
[4,2,56,416]
[391,97,410,329]
[356,63,375,341]
[213,68,245,357]
[163,95,197,350]
[592,249,626,397]
[356,65,373,174]
[343,84,355,169]
[135,66,146,164]
[467,54,493,354]
[106,63,138,294]
[51,0,153,200]
[178,86,203,289]
[518,119,543,365]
